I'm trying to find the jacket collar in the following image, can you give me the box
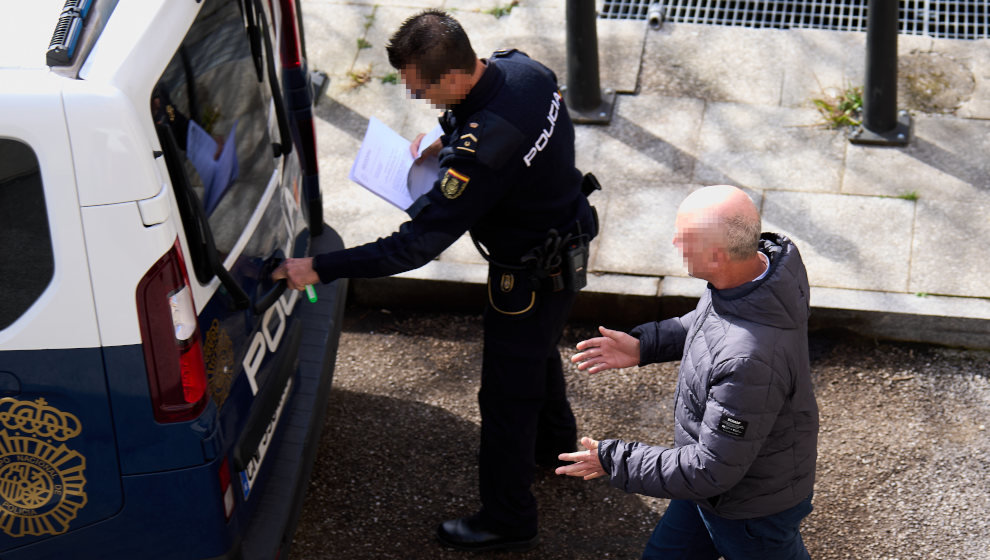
[450,59,505,122]
[710,233,807,329]
[714,238,781,302]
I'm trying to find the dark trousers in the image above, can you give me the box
[642,494,814,560]
[476,288,577,535]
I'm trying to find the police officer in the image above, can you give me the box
[273,9,597,552]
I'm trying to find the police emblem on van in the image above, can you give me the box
[204,319,236,409]
[0,398,88,537]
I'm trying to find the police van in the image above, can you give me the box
[0,0,345,558]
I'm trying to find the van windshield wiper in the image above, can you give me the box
[241,0,264,82]
[251,0,293,158]
[155,123,250,311]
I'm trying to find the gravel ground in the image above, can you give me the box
[292,304,990,560]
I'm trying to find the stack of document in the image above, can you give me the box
[187,119,239,215]
[348,117,443,211]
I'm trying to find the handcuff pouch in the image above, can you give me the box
[487,265,537,316]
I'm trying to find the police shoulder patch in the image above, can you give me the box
[440,168,470,199]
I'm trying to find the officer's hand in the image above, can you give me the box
[571,326,640,374]
[555,437,605,480]
[271,257,319,291]
[410,132,442,162]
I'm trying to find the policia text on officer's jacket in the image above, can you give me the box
[523,91,562,167]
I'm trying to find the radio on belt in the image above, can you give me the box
[563,238,588,293]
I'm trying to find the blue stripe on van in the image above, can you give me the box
[102,344,222,474]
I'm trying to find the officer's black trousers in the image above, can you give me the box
[477,287,578,535]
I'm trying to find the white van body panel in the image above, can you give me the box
[0,72,101,351]
[80,0,194,151]
[64,81,162,206]
[81,201,178,347]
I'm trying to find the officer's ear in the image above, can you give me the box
[451,77,473,100]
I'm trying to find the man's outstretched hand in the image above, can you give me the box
[555,437,605,480]
[570,326,641,374]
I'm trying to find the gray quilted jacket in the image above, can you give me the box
[598,233,818,519]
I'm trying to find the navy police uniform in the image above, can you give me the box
[312,49,597,536]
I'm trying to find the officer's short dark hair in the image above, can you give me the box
[386,10,476,83]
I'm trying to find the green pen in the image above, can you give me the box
[305,284,317,303]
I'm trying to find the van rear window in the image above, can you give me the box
[151,0,276,276]
[0,140,54,331]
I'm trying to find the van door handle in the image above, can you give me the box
[253,279,286,315]
[252,252,287,315]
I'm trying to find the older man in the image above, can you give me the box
[559,185,818,560]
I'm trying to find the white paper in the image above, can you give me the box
[348,117,442,211]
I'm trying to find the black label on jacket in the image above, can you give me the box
[718,414,748,438]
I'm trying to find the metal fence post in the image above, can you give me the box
[564,0,615,124]
[850,0,912,145]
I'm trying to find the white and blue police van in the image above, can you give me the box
[0,0,345,558]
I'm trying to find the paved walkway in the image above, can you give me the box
[302,0,990,348]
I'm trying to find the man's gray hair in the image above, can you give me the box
[723,213,761,261]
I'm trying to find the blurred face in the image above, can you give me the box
[401,64,472,109]
[673,211,723,280]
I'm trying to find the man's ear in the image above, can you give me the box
[708,246,727,269]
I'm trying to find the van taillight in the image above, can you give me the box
[278,0,302,69]
[136,240,208,423]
